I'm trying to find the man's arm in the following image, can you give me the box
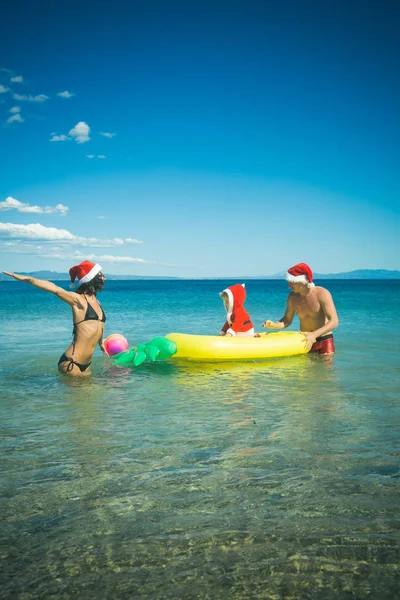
[262,295,295,329]
[2,271,81,307]
[313,289,339,337]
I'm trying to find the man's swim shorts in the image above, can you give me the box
[310,334,335,355]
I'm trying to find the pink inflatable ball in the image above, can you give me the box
[103,334,129,357]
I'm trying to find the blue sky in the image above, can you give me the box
[1,0,399,277]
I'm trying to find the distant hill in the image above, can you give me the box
[257,269,400,280]
[0,269,399,281]
[208,270,400,280]
[315,270,400,280]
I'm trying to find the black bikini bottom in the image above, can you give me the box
[58,353,92,373]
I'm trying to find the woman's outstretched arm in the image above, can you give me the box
[2,271,81,307]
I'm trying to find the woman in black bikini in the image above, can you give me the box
[2,260,106,376]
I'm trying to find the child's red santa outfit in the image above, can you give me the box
[220,283,255,337]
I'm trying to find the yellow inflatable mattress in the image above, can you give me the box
[165,331,308,362]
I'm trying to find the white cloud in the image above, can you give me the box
[97,216,107,219]
[57,90,75,98]
[50,122,91,144]
[97,155,106,159]
[50,134,69,142]
[1,229,155,264]
[0,221,143,246]
[27,249,151,263]
[93,255,148,263]
[69,121,90,144]
[13,93,50,102]
[11,75,24,83]
[1,239,152,265]
[86,154,95,159]
[86,154,106,159]
[0,222,76,240]
[0,242,66,256]
[6,113,24,124]
[0,84,10,93]
[9,106,21,113]
[99,132,116,138]
[125,238,143,244]
[78,237,136,248]
[0,197,68,215]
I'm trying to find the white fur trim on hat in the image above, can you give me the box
[78,263,102,286]
[219,287,234,312]
[285,272,315,288]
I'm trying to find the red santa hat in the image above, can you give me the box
[219,283,246,312]
[285,263,315,288]
[69,260,102,287]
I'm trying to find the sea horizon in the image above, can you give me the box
[1,268,400,281]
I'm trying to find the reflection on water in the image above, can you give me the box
[1,352,399,598]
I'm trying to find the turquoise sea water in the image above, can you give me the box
[1,279,399,599]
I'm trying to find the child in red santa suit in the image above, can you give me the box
[219,283,255,337]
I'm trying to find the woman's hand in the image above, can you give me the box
[2,271,30,282]
[3,271,79,305]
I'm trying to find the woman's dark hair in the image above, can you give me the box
[77,273,104,295]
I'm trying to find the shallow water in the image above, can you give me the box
[1,280,399,598]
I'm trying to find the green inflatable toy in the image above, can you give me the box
[113,336,177,367]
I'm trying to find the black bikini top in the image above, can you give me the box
[73,294,106,335]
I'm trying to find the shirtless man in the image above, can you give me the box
[262,262,339,354]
